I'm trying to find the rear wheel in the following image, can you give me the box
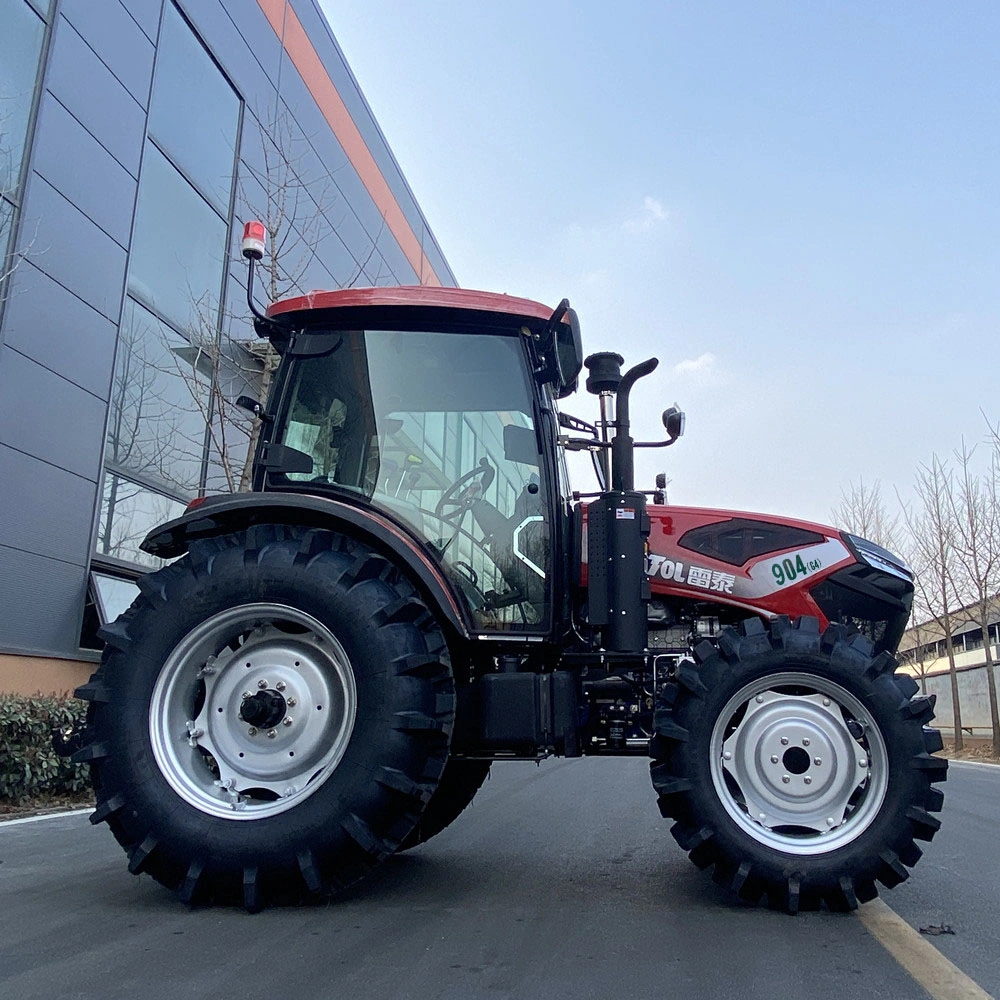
[397,758,491,851]
[650,616,946,913]
[74,525,454,909]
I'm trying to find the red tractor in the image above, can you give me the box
[72,224,945,912]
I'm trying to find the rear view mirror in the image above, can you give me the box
[662,405,685,442]
[538,300,583,399]
[235,395,270,422]
[554,306,583,398]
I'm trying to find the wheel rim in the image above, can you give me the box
[149,603,357,820]
[708,671,888,855]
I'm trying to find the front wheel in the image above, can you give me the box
[74,525,455,909]
[650,617,946,913]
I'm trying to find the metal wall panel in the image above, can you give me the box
[60,0,155,107]
[119,0,163,44]
[0,348,106,482]
[1,260,118,401]
[0,445,96,567]
[17,175,127,322]
[31,94,138,248]
[0,544,89,655]
[45,16,147,177]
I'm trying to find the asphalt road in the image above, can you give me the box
[0,758,994,1000]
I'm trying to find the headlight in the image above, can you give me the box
[843,533,912,582]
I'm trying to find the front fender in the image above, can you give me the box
[142,492,471,640]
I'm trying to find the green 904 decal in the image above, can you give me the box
[771,553,821,587]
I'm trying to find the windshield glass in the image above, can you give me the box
[273,328,550,630]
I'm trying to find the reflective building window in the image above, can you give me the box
[147,2,240,215]
[128,142,229,332]
[96,473,187,568]
[105,298,213,498]
[99,3,243,570]
[0,0,45,199]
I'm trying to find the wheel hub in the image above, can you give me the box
[238,689,287,729]
[150,604,358,820]
[710,672,887,855]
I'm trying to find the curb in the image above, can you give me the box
[0,806,92,829]
[946,758,1000,773]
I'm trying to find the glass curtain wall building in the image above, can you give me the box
[0,0,455,694]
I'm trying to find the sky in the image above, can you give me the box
[319,0,1000,527]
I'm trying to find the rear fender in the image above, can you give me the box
[141,493,471,639]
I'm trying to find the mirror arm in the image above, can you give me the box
[558,411,598,435]
[634,438,679,448]
[558,435,609,452]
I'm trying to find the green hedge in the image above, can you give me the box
[0,694,91,803]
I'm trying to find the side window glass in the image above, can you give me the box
[274,330,551,630]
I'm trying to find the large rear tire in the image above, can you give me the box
[397,758,491,851]
[650,616,947,913]
[74,525,454,909]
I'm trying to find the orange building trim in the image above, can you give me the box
[256,0,442,286]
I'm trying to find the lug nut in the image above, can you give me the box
[287,698,297,707]
[780,737,789,746]
[267,729,277,739]
[782,775,790,784]
[802,738,810,747]
[814,757,822,766]
[755,695,764,703]
[858,758,868,768]
[247,727,258,736]
[242,691,252,700]
[276,681,286,692]
[822,698,831,706]
[804,776,813,785]
[770,754,779,764]
[283,717,293,727]
[826,817,836,826]
[257,679,268,689]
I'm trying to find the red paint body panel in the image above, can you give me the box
[582,503,856,629]
[267,285,558,324]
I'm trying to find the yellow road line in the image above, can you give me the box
[858,898,994,1000]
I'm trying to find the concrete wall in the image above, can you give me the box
[921,662,1000,735]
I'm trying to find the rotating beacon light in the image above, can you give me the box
[241,220,269,330]
[242,219,266,260]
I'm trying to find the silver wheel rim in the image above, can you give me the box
[708,671,888,855]
[149,603,357,820]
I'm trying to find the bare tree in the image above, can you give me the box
[196,108,387,493]
[0,99,40,307]
[898,456,965,749]
[897,617,937,696]
[830,478,900,550]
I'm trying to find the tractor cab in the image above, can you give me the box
[247,285,584,636]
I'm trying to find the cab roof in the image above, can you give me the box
[266,285,557,324]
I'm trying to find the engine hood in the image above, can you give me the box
[643,504,855,618]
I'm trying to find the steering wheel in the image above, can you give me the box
[434,458,496,523]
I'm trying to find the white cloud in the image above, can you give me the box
[673,351,716,375]
[623,196,668,234]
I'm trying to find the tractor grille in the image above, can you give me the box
[809,566,913,655]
